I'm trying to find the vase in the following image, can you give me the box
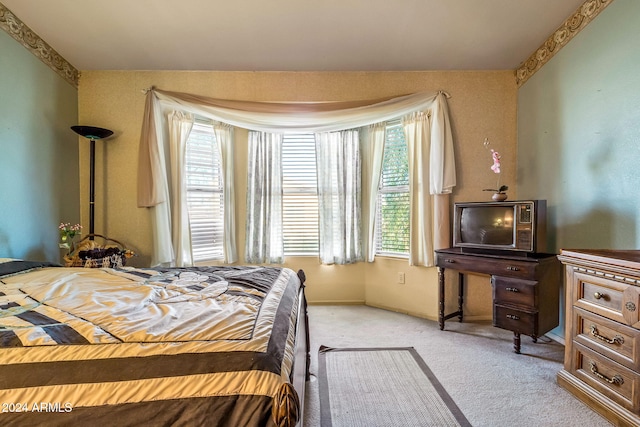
[58,235,74,256]
[492,192,508,201]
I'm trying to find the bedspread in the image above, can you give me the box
[0,261,304,426]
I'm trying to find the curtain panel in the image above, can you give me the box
[315,130,363,265]
[245,132,284,264]
[362,123,387,262]
[212,122,237,264]
[138,88,456,267]
[167,111,194,266]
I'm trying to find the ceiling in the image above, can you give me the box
[2,0,587,72]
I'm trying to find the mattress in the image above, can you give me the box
[0,260,305,426]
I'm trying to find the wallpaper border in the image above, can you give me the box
[515,0,614,87]
[0,3,79,88]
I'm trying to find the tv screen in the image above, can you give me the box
[459,206,514,246]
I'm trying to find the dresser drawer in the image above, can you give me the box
[493,277,537,309]
[493,305,536,336]
[436,253,538,279]
[573,307,639,370]
[573,271,629,324]
[570,342,640,413]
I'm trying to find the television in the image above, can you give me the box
[453,200,547,254]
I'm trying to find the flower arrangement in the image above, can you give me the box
[482,138,508,195]
[58,222,82,254]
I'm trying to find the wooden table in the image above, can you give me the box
[435,247,561,353]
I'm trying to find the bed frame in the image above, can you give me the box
[291,270,310,427]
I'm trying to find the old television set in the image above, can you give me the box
[453,200,547,254]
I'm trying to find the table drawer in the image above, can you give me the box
[493,305,536,336]
[436,253,537,279]
[571,342,639,413]
[573,307,639,370]
[493,277,537,308]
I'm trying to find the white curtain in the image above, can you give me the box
[142,94,174,267]
[147,109,194,267]
[315,130,362,264]
[403,101,455,266]
[139,88,454,208]
[138,88,456,266]
[166,111,195,266]
[362,123,387,262]
[245,131,284,264]
[213,122,237,263]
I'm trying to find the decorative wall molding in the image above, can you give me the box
[515,0,614,87]
[0,3,79,88]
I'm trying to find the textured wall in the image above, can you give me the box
[518,0,640,338]
[78,70,517,319]
[0,30,79,262]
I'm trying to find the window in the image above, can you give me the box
[282,133,319,255]
[376,120,410,256]
[185,121,224,262]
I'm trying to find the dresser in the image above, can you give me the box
[557,249,640,427]
[435,248,561,354]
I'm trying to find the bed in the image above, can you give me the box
[0,259,309,427]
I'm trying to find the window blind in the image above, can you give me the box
[185,121,224,262]
[376,120,410,256]
[282,133,319,255]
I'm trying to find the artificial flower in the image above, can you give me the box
[482,139,508,194]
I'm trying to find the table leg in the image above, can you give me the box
[457,272,464,322]
[513,332,521,354]
[438,267,445,330]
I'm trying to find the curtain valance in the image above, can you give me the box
[149,88,448,133]
[137,87,455,208]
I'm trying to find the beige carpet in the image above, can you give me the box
[303,305,612,427]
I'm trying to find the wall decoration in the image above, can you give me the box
[0,3,79,88]
[515,0,614,87]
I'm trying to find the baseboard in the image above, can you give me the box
[308,300,365,306]
[312,301,493,324]
[545,330,565,345]
[364,302,434,321]
[461,315,492,322]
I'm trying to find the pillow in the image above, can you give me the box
[0,260,60,279]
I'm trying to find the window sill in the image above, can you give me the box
[375,253,409,260]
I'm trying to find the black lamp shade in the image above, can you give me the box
[71,125,113,140]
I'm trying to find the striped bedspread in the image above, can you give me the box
[0,261,303,426]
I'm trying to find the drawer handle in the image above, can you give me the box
[445,259,456,263]
[593,292,607,300]
[506,266,519,271]
[589,361,624,386]
[506,314,520,320]
[505,287,520,293]
[590,325,624,345]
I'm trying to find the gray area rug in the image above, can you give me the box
[318,346,471,427]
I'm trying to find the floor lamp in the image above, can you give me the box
[71,125,114,240]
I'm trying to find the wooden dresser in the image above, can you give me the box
[557,249,640,427]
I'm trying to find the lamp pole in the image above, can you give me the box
[89,137,96,237]
[70,126,114,240]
